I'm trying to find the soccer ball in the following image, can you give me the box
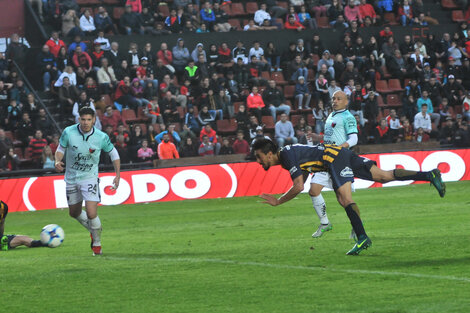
[40,224,65,248]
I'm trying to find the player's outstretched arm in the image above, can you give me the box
[260,175,304,206]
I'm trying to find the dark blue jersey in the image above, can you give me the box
[279,144,343,180]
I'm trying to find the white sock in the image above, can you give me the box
[75,210,91,231]
[89,216,102,247]
[311,194,329,225]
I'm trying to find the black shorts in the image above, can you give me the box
[5,235,16,249]
[328,149,376,190]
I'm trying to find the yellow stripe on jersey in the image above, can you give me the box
[323,155,335,163]
[300,160,326,173]
[324,147,339,156]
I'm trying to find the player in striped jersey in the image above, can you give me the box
[252,139,445,255]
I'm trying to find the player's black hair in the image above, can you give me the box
[251,138,278,154]
[79,106,95,117]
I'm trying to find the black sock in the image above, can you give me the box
[31,240,47,248]
[344,203,366,238]
[393,169,429,181]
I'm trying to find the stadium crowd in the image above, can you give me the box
[1,0,470,172]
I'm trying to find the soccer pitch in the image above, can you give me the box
[2,181,469,313]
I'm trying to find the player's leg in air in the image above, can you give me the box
[368,166,446,197]
[309,176,332,238]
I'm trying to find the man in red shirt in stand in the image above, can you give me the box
[246,86,269,123]
[232,130,250,154]
[157,133,179,159]
[199,124,221,155]
[359,0,377,25]
[284,15,305,31]
[45,31,66,58]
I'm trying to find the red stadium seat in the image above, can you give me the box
[388,79,404,92]
[221,4,232,15]
[375,80,392,94]
[283,85,295,99]
[386,94,401,107]
[317,17,330,28]
[137,106,150,122]
[271,72,287,85]
[158,4,170,16]
[276,1,288,9]
[261,116,275,131]
[228,18,241,30]
[216,119,237,135]
[307,114,316,127]
[383,13,399,25]
[121,109,140,124]
[377,94,386,108]
[245,2,259,14]
[261,71,271,80]
[452,10,465,22]
[230,3,246,16]
[442,0,458,9]
[113,7,125,20]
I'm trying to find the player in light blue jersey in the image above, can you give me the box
[309,91,359,239]
[55,107,121,256]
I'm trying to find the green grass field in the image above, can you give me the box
[2,181,470,313]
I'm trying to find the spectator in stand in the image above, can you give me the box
[398,0,413,26]
[45,31,66,58]
[10,80,29,105]
[35,108,53,139]
[200,1,216,31]
[359,0,377,25]
[115,134,129,163]
[165,9,183,34]
[199,124,220,155]
[101,106,123,131]
[373,118,391,144]
[115,76,139,111]
[58,77,80,117]
[219,137,234,155]
[0,128,13,159]
[415,127,430,143]
[295,76,312,110]
[417,90,440,128]
[462,90,470,121]
[137,139,154,163]
[344,0,362,24]
[5,100,21,131]
[363,90,379,128]
[289,55,308,82]
[155,124,181,147]
[105,42,122,68]
[452,121,469,147]
[213,2,231,32]
[145,98,163,125]
[232,131,250,155]
[246,86,268,123]
[317,50,335,80]
[400,119,414,142]
[284,14,306,31]
[42,145,55,169]
[55,65,77,88]
[298,4,317,29]
[179,123,197,144]
[275,113,298,147]
[72,46,92,76]
[16,112,34,147]
[0,147,20,171]
[97,58,117,95]
[414,103,432,135]
[439,117,455,145]
[67,35,87,58]
[172,38,191,78]
[120,5,144,35]
[264,42,281,72]
[94,7,116,35]
[160,91,180,124]
[37,45,57,92]
[198,134,216,156]
[314,74,330,107]
[29,129,47,168]
[313,100,328,134]
[126,0,142,13]
[180,137,199,158]
[232,57,249,88]
[79,9,96,36]
[62,9,82,39]
[377,0,394,14]
[443,75,465,107]
[263,80,291,121]
[90,43,105,71]
[157,42,175,74]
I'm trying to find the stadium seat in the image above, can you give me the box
[383,12,399,25]
[230,3,246,16]
[216,119,237,135]
[271,72,287,85]
[403,78,411,88]
[307,68,316,82]
[136,123,147,135]
[307,114,316,127]
[261,71,271,80]
[283,85,295,100]
[442,0,458,9]
[151,123,161,133]
[377,94,386,108]
[290,115,302,127]
[276,1,288,9]
[102,94,113,107]
[113,7,125,20]
[158,4,170,16]
[388,79,404,92]
[121,109,140,124]
[317,17,330,28]
[13,147,23,159]
[381,66,392,79]
[245,2,259,14]
[228,18,241,30]
[103,0,120,4]
[386,94,401,107]
[451,10,465,22]
[233,101,243,113]
[261,116,275,131]
[221,4,232,15]
[375,80,392,94]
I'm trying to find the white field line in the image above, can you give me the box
[102,256,470,283]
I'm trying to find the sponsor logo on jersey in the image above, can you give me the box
[340,167,354,177]
[332,122,336,128]
[89,148,96,154]
[289,167,298,175]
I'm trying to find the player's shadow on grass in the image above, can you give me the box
[104,251,225,259]
[388,257,469,268]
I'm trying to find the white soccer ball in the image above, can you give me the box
[40,224,65,248]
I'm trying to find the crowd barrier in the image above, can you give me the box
[1,149,469,212]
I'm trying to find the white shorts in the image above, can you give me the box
[310,171,355,191]
[66,178,101,206]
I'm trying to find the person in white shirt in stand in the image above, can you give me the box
[94,30,111,51]
[79,9,96,36]
[254,3,272,25]
[414,103,432,135]
[386,109,402,142]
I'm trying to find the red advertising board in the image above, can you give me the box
[1,149,469,212]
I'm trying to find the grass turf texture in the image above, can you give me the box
[2,181,469,313]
